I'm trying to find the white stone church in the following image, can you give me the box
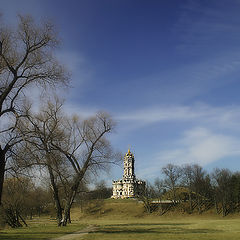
[112,149,145,199]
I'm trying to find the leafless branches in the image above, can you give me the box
[0,14,69,205]
[16,99,117,225]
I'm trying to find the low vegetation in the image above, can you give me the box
[2,199,240,239]
[140,164,240,217]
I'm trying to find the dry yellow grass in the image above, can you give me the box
[73,199,240,240]
[2,199,240,240]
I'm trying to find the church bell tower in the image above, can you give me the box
[123,149,135,180]
[112,148,145,199]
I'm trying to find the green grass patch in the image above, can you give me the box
[82,217,240,240]
[0,217,86,240]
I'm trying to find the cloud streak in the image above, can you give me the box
[155,127,240,166]
[116,103,240,130]
[138,127,240,179]
[115,103,240,180]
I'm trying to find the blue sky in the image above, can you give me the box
[2,0,240,184]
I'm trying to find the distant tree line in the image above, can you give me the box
[140,163,240,217]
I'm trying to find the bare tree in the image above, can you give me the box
[162,164,181,204]
[212,168,232,216]
[191,164,212,214]
[1,177,32,227]
[0,15,68,205]
[18,99,117,226]
[181,164,194,213]
[230,172,240,210]
[154,178,166,215]
[52,111,116,226]
[16,99,67,225]
[138,182,156,213]
[90,180,112,200]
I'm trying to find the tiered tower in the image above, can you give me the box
[112,149,145,199]
[123,149,135,180]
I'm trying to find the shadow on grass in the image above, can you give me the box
[93,224,223,236]
[104,223,190,227]
[95,228,222,235]
[0,231,72,240]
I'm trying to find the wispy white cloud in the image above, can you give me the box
[63,103,98,119]
[116,103,240,130]
[56,50,93,89]
[115,103,240,180]
[56,51,86,73]
[138,127,240,179]
[155,127,240,166]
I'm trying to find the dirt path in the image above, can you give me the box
[53,225,97,240]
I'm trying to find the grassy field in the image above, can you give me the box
[2,199,240,240]
[77,199,240,240]
[81,217,240,240]
[0,217,86,240]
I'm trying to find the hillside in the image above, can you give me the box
[71,199,145,220]
[70,198,237,222]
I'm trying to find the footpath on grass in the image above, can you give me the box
[53,225,97,240]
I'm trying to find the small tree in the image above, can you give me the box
[162,164,181,204]
[212,168,232,216]
[154,178,165,215]
[230,172,240,210]
[181,164,195,213]
[91,180,112,200]
[1,177,33,227]
[191,164,212,214]
[138,182,155,213]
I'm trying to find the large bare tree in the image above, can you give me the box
[18,100,117,226]
[0,15,68,205]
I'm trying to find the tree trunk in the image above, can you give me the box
[61,188,78,226]
[173,188,176,204]
[197,196,201,214]
[67,209,71,223]
[0,148,6,206]
[222,199,227,217]
[188,191,192,213]
[158,197,163,215]
[214,196,219,214]
[4,207,23,228]
[47,165,62,225]
[60,175,83,226]
[19,214,28,227]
